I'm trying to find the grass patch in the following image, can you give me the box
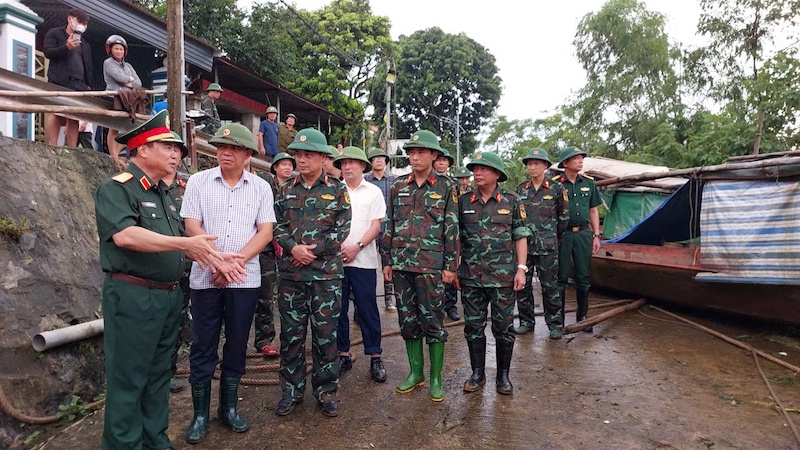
[0,216,31,241]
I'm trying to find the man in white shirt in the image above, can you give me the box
[334,146,388,382]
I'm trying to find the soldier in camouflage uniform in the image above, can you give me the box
[454,166,472,194]
[514,148,570,339]
[457,152,530,395]
[381,130,458,402]
[433,148,461,321]
[273,128,351,418]
[252,152,295,357]
[556,147,602,332]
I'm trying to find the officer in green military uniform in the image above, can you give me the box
[273,128,351,417]
[514,148,570,339]
[457,152,530,395]
[381,130,459,402]
[555,147,602,331]
[95,111,223,449]
[432,148,461,321]
[453,166,472,195]
[200,82,222,134]
[252,152,295,357]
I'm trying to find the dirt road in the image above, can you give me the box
[30,292,800,449]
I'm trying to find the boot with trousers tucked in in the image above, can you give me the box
[428,342,445,402]
[396,339,425,393]
[576,286,592,332]
[496,341,514,395]
[218,377,249,432]
[186,382,211,444]
[463,337,486,392]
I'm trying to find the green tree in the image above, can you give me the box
[390,27,502,159]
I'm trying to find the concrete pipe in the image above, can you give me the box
[32,319,104,352]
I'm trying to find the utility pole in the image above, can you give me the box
[166,0,185,136]
[455,106,461,167]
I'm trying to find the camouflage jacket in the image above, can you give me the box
[458,187,530,287]
[516,178,569,255]
[274,173,351,281]
[257,171,279,257]
[381,171,458,273]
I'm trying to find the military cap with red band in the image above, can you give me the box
[115,110,174,150]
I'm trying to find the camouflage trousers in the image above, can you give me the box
[516,253,563,330]
[393,270,447,344]
[277,278,342,400]
[461,285,516,344]
[444,283,458,312]
[253,254,278,351]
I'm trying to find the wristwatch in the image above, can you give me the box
[517,264,529,273]
[592,233,600,238]
[357,241,365,249]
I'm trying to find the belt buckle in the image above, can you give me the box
[571,226,580,232]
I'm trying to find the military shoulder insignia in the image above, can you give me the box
[563,190,569,202]
[452,188,458,203]
[112,172,133,183]
[321,194,335,200]
[343,191,351,204]
[584,174,594,180]
[519,204,527,220]
[498,209,510,215]
[552,174,562,181]
[429,193,442,199]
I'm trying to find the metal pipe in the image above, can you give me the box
[32,319,104,352]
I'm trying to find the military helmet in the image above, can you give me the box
[437,147,455,165]
[206,82,223,93]
[287,128,333,156]
[467,152,508,182]
[522,148,553,167]
[557,146,588,168]
[105,34,128,56]
[270,152,296,175]
[285,113,297,121]
[208,122,258,155]
[453,166,472,178]
[333,146,372,173]
[367,147,388,161]
[266,106,278,114]
[161,131,189,158]
[402,130,444,155]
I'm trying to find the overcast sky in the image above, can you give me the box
[238,0,705,121]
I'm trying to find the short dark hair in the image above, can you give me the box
[68,9,89,24]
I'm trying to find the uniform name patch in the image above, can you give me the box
[286,194,297,199]
[398,192,411,197]
[463,210,476,214]
[141,202,157,208]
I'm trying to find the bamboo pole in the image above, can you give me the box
[564,299,645,334]
[595,156,800,188]
[0,103,151,120]
[0,89,192,97]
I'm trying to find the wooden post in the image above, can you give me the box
[186,120,197,172]
[564,299,645,334]
[166,0,185,134]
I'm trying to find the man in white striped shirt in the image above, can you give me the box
[180,123,275,444]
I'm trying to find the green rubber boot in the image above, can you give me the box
[396,339,425,393]
[428,342,445,402]
[185,382,211,445]
[218,377,249,432]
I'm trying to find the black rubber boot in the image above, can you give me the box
[496,341,514,395]
[576,286,592,332]
[558,286,566,326]
[463,337,486,392]
[218,377,249,432]
[185,382,211,444]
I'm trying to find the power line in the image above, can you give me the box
[278,0,362,68]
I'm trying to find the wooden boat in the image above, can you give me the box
[587,152,800,325]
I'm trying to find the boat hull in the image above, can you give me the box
[590,242,800,325]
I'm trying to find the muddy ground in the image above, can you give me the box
[23,290,800,450]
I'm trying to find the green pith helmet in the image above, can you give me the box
[270,152,296,175]
[206,82,223,92]
[558,146,588,168]
[333,146,372,173]
[328,145,342,157]
[454,166,472,178]
[266,106,278,114]
[402,130,444,155]
[287,128,332,156]
[162,131,189,158]
[467,152,508,182]
[208,122,259,155]
[522,148,553,167]
[367,147,388,161]
[437,147,455,165]
[115,110,173,148]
